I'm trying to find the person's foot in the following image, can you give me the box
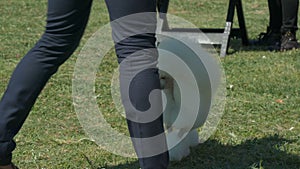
[0,163,18,169]
[280,31,300,51]
[251,26,281,46]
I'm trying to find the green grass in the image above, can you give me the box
[1,0,300,168]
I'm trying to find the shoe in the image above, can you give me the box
[251,26,281,46]
[0,163,18,169]
[280,31,300,51]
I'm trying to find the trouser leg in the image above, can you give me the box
[105,0,169,168]
[268,0,282,31]
[281,0,299,33]
[0,0,92,165]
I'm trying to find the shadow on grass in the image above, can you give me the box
[213,38,278,56]
[101,135,300,169]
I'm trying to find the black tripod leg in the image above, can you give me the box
[236,0,249,45]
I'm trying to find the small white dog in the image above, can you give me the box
[158,37,218,161]
[161,73,200,161]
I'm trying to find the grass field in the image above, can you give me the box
[1,0,300,168]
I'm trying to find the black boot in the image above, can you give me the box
[280,31,300,51]
[251,26,281,46]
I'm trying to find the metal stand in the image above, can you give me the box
[157,0,249,57]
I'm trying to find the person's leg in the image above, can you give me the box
[280,0,299,50]
[105,0,169,168]
[0,0,92,166]
[281,0,299,33]
[268,0,282,31]
[252,0,281,46]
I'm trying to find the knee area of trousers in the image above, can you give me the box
[127,68,161,110]
[25,33,81,72]
[38,33,81,55]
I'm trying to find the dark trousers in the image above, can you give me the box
[0,0,169,168]
[268,0,299,33]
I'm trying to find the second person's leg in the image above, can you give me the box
[253,0,281,46]
[105,0,169,169]
[281,0,299,33]
[268,0,282,32]
[280,0,300,50]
